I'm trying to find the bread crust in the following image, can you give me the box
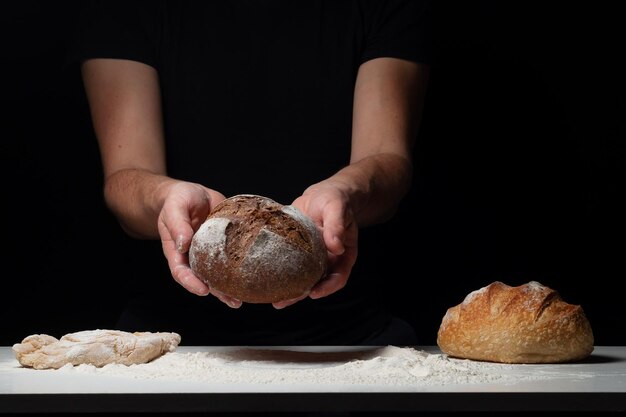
[189,194,327,303]
[437,281,594,363]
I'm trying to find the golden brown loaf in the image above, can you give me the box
[189,194,327,303]
[437,281,594,364]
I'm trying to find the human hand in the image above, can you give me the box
[272,183,358,309]
[156,182,242,308]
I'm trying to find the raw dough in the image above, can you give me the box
[12,329,181,369]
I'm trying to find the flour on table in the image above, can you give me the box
[56,345,546,386]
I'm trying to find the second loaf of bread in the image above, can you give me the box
[437,281,594,364]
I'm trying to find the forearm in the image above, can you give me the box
[81,59,175,239]
[312,152,413,227]
[103,168,175,239]
[324,57,426,228]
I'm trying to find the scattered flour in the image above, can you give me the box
[56,346,540,386]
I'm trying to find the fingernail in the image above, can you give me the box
[176,236,184,253]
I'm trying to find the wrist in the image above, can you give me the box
[104,169,176,239]
[150,175,178,213]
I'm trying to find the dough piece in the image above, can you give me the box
[12,329,181,369]
[437,281,594,364]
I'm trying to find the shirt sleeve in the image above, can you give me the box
[66,0,161,70]
[359,0,433,66]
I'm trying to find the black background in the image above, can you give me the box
[1,1,624,347]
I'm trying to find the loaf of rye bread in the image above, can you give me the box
[437,281,594,363]
[189,194,327,303]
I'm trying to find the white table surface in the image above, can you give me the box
[1,345,625,413]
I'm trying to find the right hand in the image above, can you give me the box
[155,181,242,308]
[272,181,358,309]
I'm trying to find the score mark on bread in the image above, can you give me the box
[437,281,594,364]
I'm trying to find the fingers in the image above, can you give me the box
[209,287,243,309]
[158,205,209,296]
[161,232,244,309]
[162,237,210,296]
[163,192,211,254]
[309,271,348,299]
[272,293,309,310]
[155,182,214,294]
[292,188,358,301]
[320,200,352,256]
[310,237,357,299]
[163,238,243,308]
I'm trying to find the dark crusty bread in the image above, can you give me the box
[437,281,594,363]
[189,194,327,303]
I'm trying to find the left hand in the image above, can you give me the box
[272,182,358,309]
